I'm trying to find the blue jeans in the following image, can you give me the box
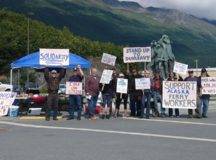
[69,95,82,118]
[87,95,98,118]
[141,91,151,118]
[152,90,165,114]
[200,96,210,117]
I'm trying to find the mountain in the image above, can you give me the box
[0,0,216,67]
[0,9,121,74]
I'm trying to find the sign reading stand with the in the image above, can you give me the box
[39,48,69,66]
[123,47,151,63]
[201,77,216,95]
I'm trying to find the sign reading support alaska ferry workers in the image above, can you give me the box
[39,48,69,66]
[162,81,197,109]
[123,47,151,63]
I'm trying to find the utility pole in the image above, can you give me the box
[27,16,30,86]
[195,59,198,76]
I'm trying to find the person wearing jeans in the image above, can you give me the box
[100,70,116,119]
[152,72,165,117]
[184,70,201,118]
[68,65,84,120]
[198,68,210,118]
[141,70,152,119]
[85,67,100,120]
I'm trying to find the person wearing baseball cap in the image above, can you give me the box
[184,69,201,118]
[44,67,66,121]
[67,65,84,120]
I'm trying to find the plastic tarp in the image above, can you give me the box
[11,51,91,69]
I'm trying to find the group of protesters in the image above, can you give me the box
[44,65,211,121]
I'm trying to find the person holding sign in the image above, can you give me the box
[67,65,84,120]
[184,70,201,118]
[44,68,66,121]
[85,68,100,120]
[100,70,117,119]
[152,71,165,117]
[140,70,152,119]
[167,73,181,117]
[115,73,128,117]
[198,68,210,118]
[128,69,143,117]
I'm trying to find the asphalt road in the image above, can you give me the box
[0,105,216,160]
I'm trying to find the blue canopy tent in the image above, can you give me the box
[11,51,91,69]
[10,51,91,85]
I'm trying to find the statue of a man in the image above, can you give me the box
[149,35,175,79]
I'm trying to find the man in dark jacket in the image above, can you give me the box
[44,68,66,121]
[128,69,143,117]
[184,70,201,118]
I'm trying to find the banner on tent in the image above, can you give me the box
[135,78,151,90]
[0,92,17,116]
[162,81,197,109]
[173,61,188,75]
[201,77,216,95]
[100,69,113,84]
[123,47,151,63]
[116,78,128,94]
[39,48,69,66]
[101,53,116,66]
[66,82,82,95]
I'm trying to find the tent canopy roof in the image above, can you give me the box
[11,51,91,69]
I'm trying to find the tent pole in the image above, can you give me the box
[10,69,13,86]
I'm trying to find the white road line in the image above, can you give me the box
[0,121,216,143]
[123,117,216,126]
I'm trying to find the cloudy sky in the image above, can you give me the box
[120,0,216,20]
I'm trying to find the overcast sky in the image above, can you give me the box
[120,0,216,20]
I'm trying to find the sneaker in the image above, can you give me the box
[101,114,105,119]
[67,116,74,120]
[53,117,58,121]
[77,117,81,121]
[106,115,110,119]
[45,116,50,121]
[202,115,208,118]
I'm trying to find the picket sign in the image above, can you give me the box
[173,61,188,75]
[0,92,17,116]
[100,69,113,84]
[66,82,82,95]
[162,81,197,109]
[135,78,151,90]
[116,78,128,94]
[39,48,69,66]
[201,77,216,95]
[101,53,116,66]
[123,47,151,63]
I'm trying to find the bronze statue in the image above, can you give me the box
[148,35,175,79]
